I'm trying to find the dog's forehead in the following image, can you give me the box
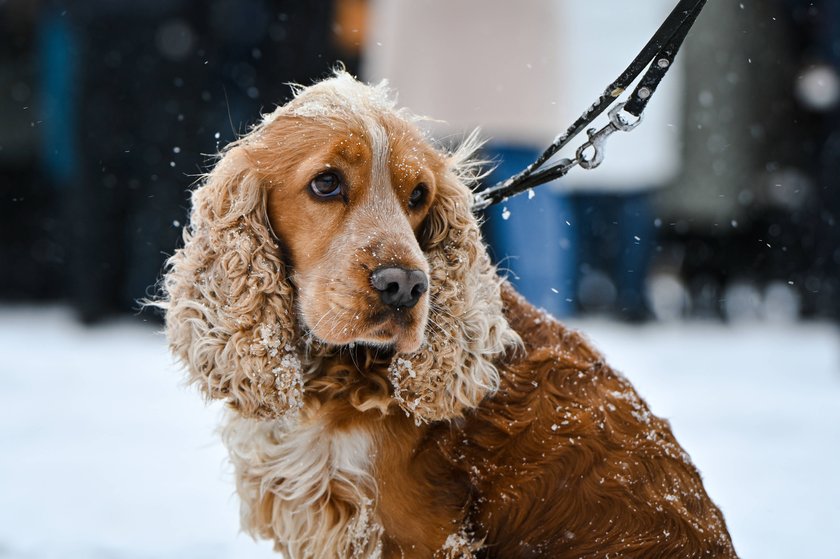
[260,77,446,197]
[388,136,435,188]
[365,115,426,187]
[325,111,439,185]
[333,135,370,162]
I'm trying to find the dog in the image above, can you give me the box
[159,71,737,558]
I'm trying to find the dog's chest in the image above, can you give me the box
[280,414,376,495]
[323,423,374,478]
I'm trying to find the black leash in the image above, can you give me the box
[471,0,708,211]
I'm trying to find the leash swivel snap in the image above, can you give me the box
[575,103,642,170]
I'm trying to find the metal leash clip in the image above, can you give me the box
[575,102,643,170]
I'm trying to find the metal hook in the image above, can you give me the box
[575,102,642,170]
[609,101,643,132]
[575,124,616,170]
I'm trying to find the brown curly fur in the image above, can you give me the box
[159,71,737,558]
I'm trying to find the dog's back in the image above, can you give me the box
[437,284,737,558]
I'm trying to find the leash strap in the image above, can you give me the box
[471,0,708,211]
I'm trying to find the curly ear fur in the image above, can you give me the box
[161,145,305,419]
[388,140,522,423]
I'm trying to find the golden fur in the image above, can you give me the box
[159,71,737,558]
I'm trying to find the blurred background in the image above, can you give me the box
[1,0,838,558]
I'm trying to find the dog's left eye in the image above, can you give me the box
[408,183,428,209]
[310,172,343,198]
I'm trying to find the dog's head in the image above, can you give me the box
[162,71,519,422]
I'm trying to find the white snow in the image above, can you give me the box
[1,306,838,558]
[0,306,277,559]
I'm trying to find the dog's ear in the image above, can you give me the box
[161,145,304,419]
[388,144,521,422]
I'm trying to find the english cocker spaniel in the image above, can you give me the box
[160,71,737,558]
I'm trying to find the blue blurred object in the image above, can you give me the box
[482,144,577,318]
[38,10,79,185]
[571,190,654,320]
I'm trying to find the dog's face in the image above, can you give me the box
[261,110,444,354]
[164,72,517,420]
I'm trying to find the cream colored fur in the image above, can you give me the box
[224,408,382,558]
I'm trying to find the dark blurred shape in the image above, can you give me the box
[573,192,654,322]
[0,0,345,322]
[654,0,840,321]
[0,1,64,301]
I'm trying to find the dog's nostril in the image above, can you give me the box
[371,267,428,309]
[409,271,428,298]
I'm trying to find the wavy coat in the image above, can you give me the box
[159,72,737,558]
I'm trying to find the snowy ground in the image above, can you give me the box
[1,305,838,558]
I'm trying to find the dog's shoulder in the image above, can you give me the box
[498,280,601,362]
[448,282,738,557]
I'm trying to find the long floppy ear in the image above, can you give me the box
[160,145,304,419]
[388,142,522,422]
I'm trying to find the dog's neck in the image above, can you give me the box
[304,343,400,417]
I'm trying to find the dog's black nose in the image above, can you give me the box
[370,267,428,309]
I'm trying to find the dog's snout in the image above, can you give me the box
[370,267,428,309]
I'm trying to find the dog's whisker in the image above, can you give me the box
[310,305,338,335]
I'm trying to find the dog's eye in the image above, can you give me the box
[408,183,428,209]
[310,172,343,198]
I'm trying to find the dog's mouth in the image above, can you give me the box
[367,307,415,328]
[363,313,425,352]
[303,297,428,354]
